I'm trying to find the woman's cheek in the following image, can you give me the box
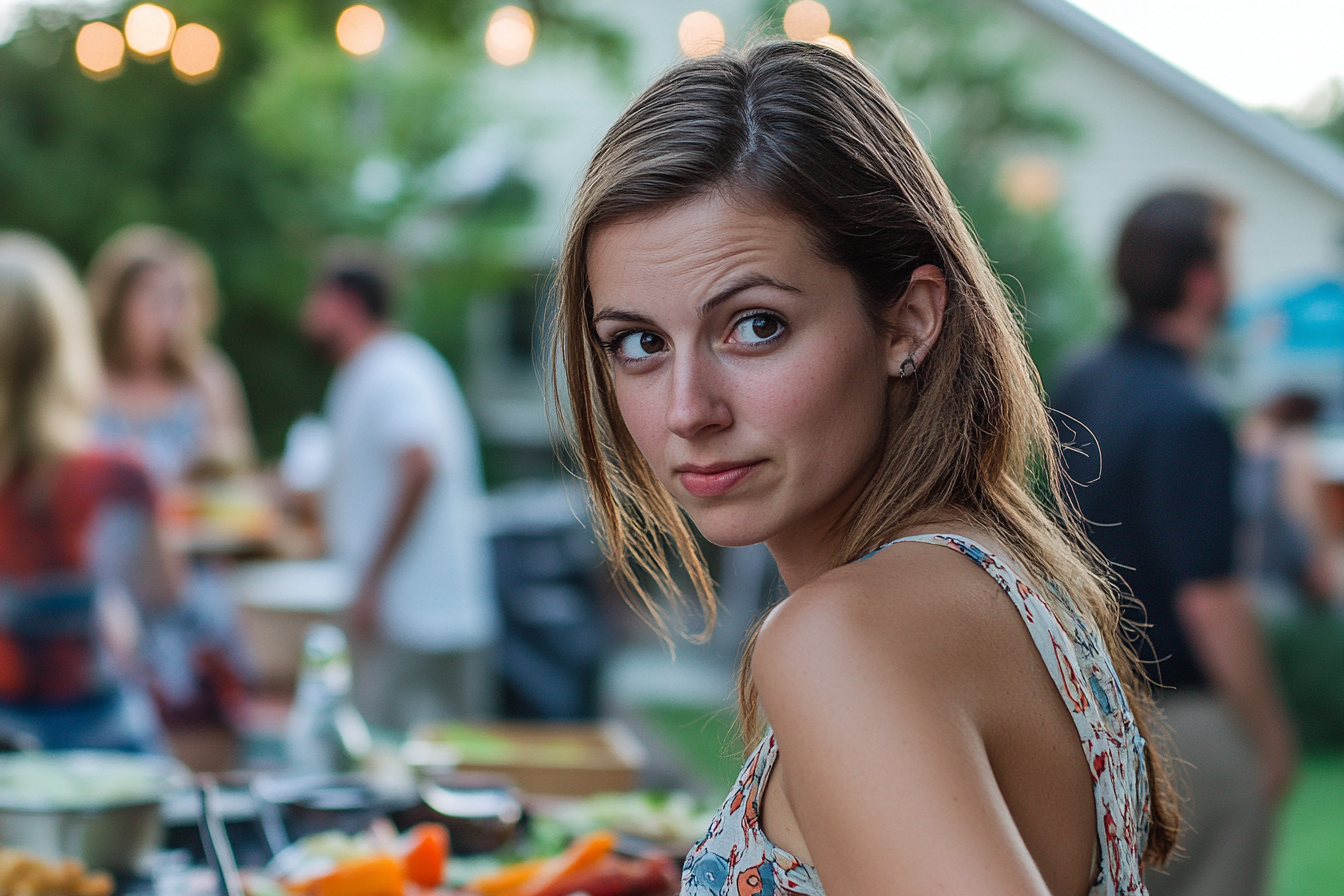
[612,378,671,472]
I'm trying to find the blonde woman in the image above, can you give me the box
[87,226,256,727]
[86,225,253,484]
[0,233,176,751]
[554,44,1175,895]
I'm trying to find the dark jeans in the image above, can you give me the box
[0,683,166,753]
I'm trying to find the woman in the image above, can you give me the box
[86,225,253,484]
[86,225,254,729]
[0,233,176,751]
[553,44,1175,895]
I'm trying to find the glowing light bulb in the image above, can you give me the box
[485,6,535,66]
[815,33,853,57]
[75,21,125,78]
[124,3,176,58]
[678,11,725,58]
[171,23,221,81]
[783,1,830,42]
[336,5,385,56]
[999,155,1062,214]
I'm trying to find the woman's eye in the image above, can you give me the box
[617,330,666,359]
[733,313,784,345]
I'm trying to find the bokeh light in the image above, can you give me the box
[999,155,1062,214]
[678,11,725,58]
[815,33,853,57]
[124,3,176,58]
[75,21,125,78]
[485,6,535,67]
[171,23,221,82]
[336,5,385,56]
[783,1,830,42]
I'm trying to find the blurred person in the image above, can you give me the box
[1238,392,1328,616]
[300,258,497,729]
[1053,191,1297,896]
[0,232,177,752]
[85,224,254,484]
[554,43,1176,896]
[86,225,255,734]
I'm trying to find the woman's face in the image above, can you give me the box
[122,263,190,371]
[588,192,899,550]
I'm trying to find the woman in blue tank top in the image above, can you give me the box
[553,41,1178,896]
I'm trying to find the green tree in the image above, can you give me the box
[0,0,625,454]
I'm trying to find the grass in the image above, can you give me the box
[640,703,1344,894]
[641,702,744,793]
[1271,754,1344,896]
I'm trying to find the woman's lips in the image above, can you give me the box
[677,461,763,498]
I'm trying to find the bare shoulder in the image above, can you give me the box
[753,536,1028,704]
[193,344,243,391]
[191,345,249,409]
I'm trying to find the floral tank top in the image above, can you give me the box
[681,534,1150,896]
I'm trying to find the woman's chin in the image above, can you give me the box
[685,512,776,549]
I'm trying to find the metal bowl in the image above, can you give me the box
[0,751,190,873]
[251,772,419,844]
[391,772,523,856]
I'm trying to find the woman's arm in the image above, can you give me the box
[193,346,257,473]
[752,554,1055,896]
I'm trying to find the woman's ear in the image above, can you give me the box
[885,264,947,378]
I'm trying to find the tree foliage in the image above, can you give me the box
[0,0,625,454]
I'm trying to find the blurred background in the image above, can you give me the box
[0,0,1342,894]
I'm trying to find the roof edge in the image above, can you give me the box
[1015,0,1344,203]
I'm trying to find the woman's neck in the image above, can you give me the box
[768,504,972,592]
[105,369,188,415]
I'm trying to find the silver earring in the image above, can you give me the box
[899,356,917,379]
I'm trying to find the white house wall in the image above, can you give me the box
[1009,2,1344,298]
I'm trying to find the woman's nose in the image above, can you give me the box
[665,351,731,440]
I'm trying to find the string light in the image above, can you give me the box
[485,6,535,66]
[171,23,221,82]
[999,155,1062,214]
[75,21,125,78]
[815,33,853,57]
[124,3,175,58]
[336,5,385,56]
[783,1,829,42]
[678,11,725,58]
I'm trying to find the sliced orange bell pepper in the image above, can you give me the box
[305,854,404,896]
[511,831,618,896]
[464,858,546,896]
[401,823,449,889]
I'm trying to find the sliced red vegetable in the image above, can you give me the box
[526,852,679,896]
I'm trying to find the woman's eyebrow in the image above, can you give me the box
[592,308,657,326]
[592,274,799,326]
[698,273,800,318]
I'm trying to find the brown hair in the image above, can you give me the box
[1115,189,1234,322]
[0,233,100,484]
[551,42,1177,864]
[86,225,219,381]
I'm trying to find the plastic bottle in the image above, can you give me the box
[285,624,371,773]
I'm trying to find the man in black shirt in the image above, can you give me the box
[1053,191,1296,896]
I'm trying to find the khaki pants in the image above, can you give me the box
[351,640,495,732]
[1145,693,1273,896]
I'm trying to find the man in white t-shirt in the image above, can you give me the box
[300,263,497,727]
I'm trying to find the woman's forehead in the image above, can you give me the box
[588,194,822,310]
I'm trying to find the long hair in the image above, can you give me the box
[85,225,219,381]
[0,233,100,484]
[550,42,1177,864]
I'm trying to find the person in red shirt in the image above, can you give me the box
[0,232,178,752]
